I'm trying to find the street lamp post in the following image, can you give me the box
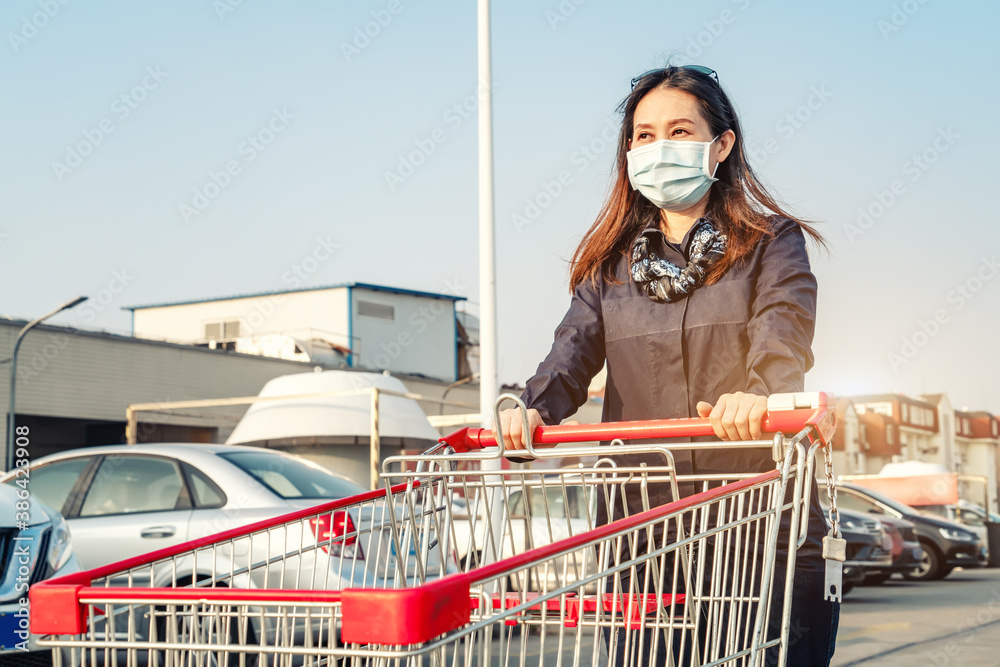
[5,296,88,472]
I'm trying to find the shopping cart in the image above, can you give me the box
[31,391,839,667]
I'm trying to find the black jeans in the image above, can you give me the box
[764,565,840,666]
[604,561,839,666]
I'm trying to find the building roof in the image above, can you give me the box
[0,318,473,387]
[0,316,322,365]
[122,282,467,311]
[955,410,999,440]
[836,396,856,413]
[851,393,937,409]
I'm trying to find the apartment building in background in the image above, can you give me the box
[832,393,1000,512]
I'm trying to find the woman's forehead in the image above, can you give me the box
[634,87,707,127]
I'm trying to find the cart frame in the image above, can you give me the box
[30,392,837,667]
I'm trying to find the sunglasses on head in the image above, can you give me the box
[630,65,720,91]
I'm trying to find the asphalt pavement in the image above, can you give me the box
[10,568,1000,667]
[833,567,1000,666]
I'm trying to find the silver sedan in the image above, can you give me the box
[0,444,444,590]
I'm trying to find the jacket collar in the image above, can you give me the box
[638,213,712,264]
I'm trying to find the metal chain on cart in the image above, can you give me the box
[823,433,840,539]
[819,420,847,602]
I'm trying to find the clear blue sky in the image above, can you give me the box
[2,0,998,412]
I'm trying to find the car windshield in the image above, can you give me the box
[219,451,366,499]
[843,485,916,515]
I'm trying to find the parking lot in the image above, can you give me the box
[5,569,999,667]
[480,569,1000,667]
[835,568,1000,666]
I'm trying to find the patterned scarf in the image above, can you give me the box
[630,217,728,303]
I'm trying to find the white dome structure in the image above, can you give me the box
[226,370,440,487]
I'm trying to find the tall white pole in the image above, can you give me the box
[477,0,498,433]
[477,0,503,570]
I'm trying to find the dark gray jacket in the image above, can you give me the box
[520,214,826,569]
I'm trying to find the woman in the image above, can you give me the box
[495,65,838,665]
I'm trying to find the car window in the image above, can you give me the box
[842,486,914,514]
[183,463,227,508]
[530,487,566,519]
[956,508,985,527]
[528,486,584,520]
[508,490,525,516]
[834,490,886,515]
[219,451,366,499]
[80,456,186,517]
[14,457,93,514]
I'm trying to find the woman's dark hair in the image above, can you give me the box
[570,66,825,291]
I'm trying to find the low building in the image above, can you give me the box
[0,318,479,469]
[125,282,469,383]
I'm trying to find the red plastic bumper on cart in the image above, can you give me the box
[442,390,835,452]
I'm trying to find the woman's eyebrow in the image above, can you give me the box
[634,118,696,130]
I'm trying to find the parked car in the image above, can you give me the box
[920,500,991,552]
[0,483,80,658]
[836,483,985,581]
[0,444,448,585]
[862,513,923,584]
[835,508,893,595]
[4,444,458,661]
[821,495,922,585]
[451,481,598,591]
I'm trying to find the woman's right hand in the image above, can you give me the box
[493,408,544,452]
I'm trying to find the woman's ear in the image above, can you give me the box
[715,129,736,163]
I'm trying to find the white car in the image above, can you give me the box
[451,482,598,591]
[0,483,80,658]
[0,444,447,587]
[5,444,454,663]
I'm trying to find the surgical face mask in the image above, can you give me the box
[626,136,720,211]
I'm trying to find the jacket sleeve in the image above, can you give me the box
[519,277,606,425]
[745,219,817,396]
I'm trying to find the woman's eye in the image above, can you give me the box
[672,128,689,136]
[637,132,651,140]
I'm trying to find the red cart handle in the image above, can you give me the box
[440,391,836,453]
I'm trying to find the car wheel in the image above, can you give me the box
[842,581,854,596]
[863,573,891,585]
[903,542,942,581]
